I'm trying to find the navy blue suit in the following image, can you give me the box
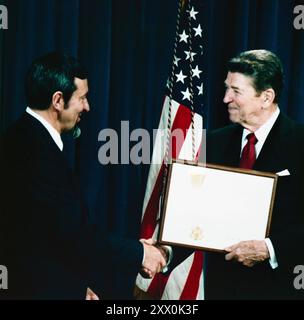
[0,113,142,299]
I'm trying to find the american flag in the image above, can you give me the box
[135,0,205,300]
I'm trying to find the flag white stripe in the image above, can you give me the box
[141,97,180,216]
[178,112,203,161]
[161,254,195,300]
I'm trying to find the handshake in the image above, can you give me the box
[86,238,168,299]
[140,238,169,278]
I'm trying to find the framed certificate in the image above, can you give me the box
[158,159,278,252]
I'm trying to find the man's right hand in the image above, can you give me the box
[140,239,166,278]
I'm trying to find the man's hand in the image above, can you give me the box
[85,287,100,300]
[140,239,169,261]
[155,244,169,262]
[224,240,270,267]
[140,238,166,278]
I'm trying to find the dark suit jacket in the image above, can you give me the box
[205,113,304,299]
[0,113,143,299]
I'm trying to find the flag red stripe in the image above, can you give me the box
[145,272,171,299]
[179,251,204,300]
[140,164,164,238]
[170,104,192,157]
[140,104,192,238]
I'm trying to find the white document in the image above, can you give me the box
[159,161,277,252]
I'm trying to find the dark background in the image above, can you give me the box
[0,0,303,296]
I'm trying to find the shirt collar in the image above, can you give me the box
[242,107,280,146]
[26,107,63,151]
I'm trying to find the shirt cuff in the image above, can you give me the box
[161,245,173,273]
[264,238,278,269]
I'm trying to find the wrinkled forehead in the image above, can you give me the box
[224,72,255,90]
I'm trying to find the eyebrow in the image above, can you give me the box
[224,82,242,92]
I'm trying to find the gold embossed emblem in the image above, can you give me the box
[191,226,203,241]
[190,173,205,188]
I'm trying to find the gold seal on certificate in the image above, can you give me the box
[190,173,206,188]
[191,226,203,241]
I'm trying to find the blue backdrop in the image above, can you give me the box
[0,0,303,297]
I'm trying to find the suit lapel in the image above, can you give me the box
[224,125,243,167]
[254,114,292,172]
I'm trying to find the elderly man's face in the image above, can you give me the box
[223,72,265,128]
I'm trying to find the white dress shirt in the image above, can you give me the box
[240,107,280,269]
[26,107,63,151]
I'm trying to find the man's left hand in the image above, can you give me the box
[224,240,270,267]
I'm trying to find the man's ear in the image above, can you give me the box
[52,91,64,111]
[262,89,275,108]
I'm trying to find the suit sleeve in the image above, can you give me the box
[3,135,143,286]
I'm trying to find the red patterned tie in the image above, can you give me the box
[239,133,258,169]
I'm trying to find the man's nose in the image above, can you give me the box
[223,89,233,104]
[84,100,90,112]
